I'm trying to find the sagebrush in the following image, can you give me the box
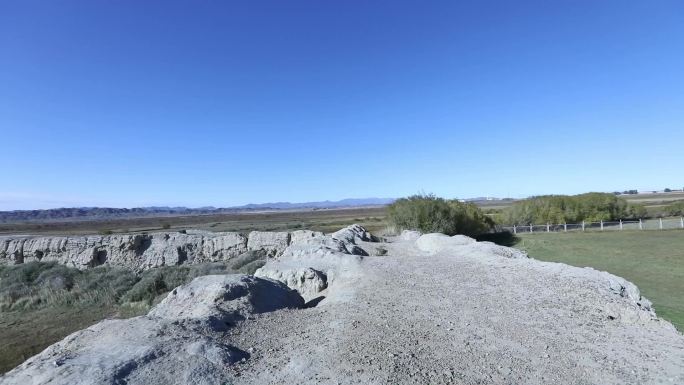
[387,194,494,237]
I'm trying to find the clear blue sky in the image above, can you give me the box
[2,1,683,210]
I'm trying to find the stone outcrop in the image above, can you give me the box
[1,274,303,385]
[414,233,527,258]
[255,225,371,300]
[0,225,377,271]
[331,223,377,244]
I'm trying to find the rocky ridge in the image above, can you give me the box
[1,225,682,385]
[0,229,365,270]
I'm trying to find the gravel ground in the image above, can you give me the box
[225,239,684,385]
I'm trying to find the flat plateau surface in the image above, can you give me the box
[226,241,684,385]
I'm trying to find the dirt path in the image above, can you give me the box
[227,243,684,385]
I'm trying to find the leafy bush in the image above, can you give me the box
[387,194,494,237]
[501,193,645,225]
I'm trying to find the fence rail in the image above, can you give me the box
[500,217,684,234]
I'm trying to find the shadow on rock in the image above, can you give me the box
[304,296,326,308]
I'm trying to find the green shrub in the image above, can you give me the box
[665,201,684,216]
[386,194,494,237]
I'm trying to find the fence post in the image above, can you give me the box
[681,217,683,229]
[546,223,550,233]
[564,223,567,232]
[513,225,517,234]
[582,221,585,231]
[619,219,623,231]
[530,224,533,233]
[600,220,604,231]
[659,218,663,230]
[639,218,643,230]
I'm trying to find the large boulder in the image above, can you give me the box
[255,230,368,300]
[255,267,327,302]
[149,275,304,329]
[457,241,528,259]
[331,224,376,244]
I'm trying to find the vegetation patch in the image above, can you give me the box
[0,256,267,373]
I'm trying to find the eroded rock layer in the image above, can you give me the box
[0,229,362,270]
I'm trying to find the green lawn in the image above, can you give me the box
[513,230,684,330]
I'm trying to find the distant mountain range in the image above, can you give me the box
[236,198,395,210]
[0,198,396,223]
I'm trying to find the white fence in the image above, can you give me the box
[500,217,684,234]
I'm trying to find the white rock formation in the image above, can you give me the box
[0,226,376,271]
[289,230,325,245]
[247,231,290,257]
[255,267,327,302]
